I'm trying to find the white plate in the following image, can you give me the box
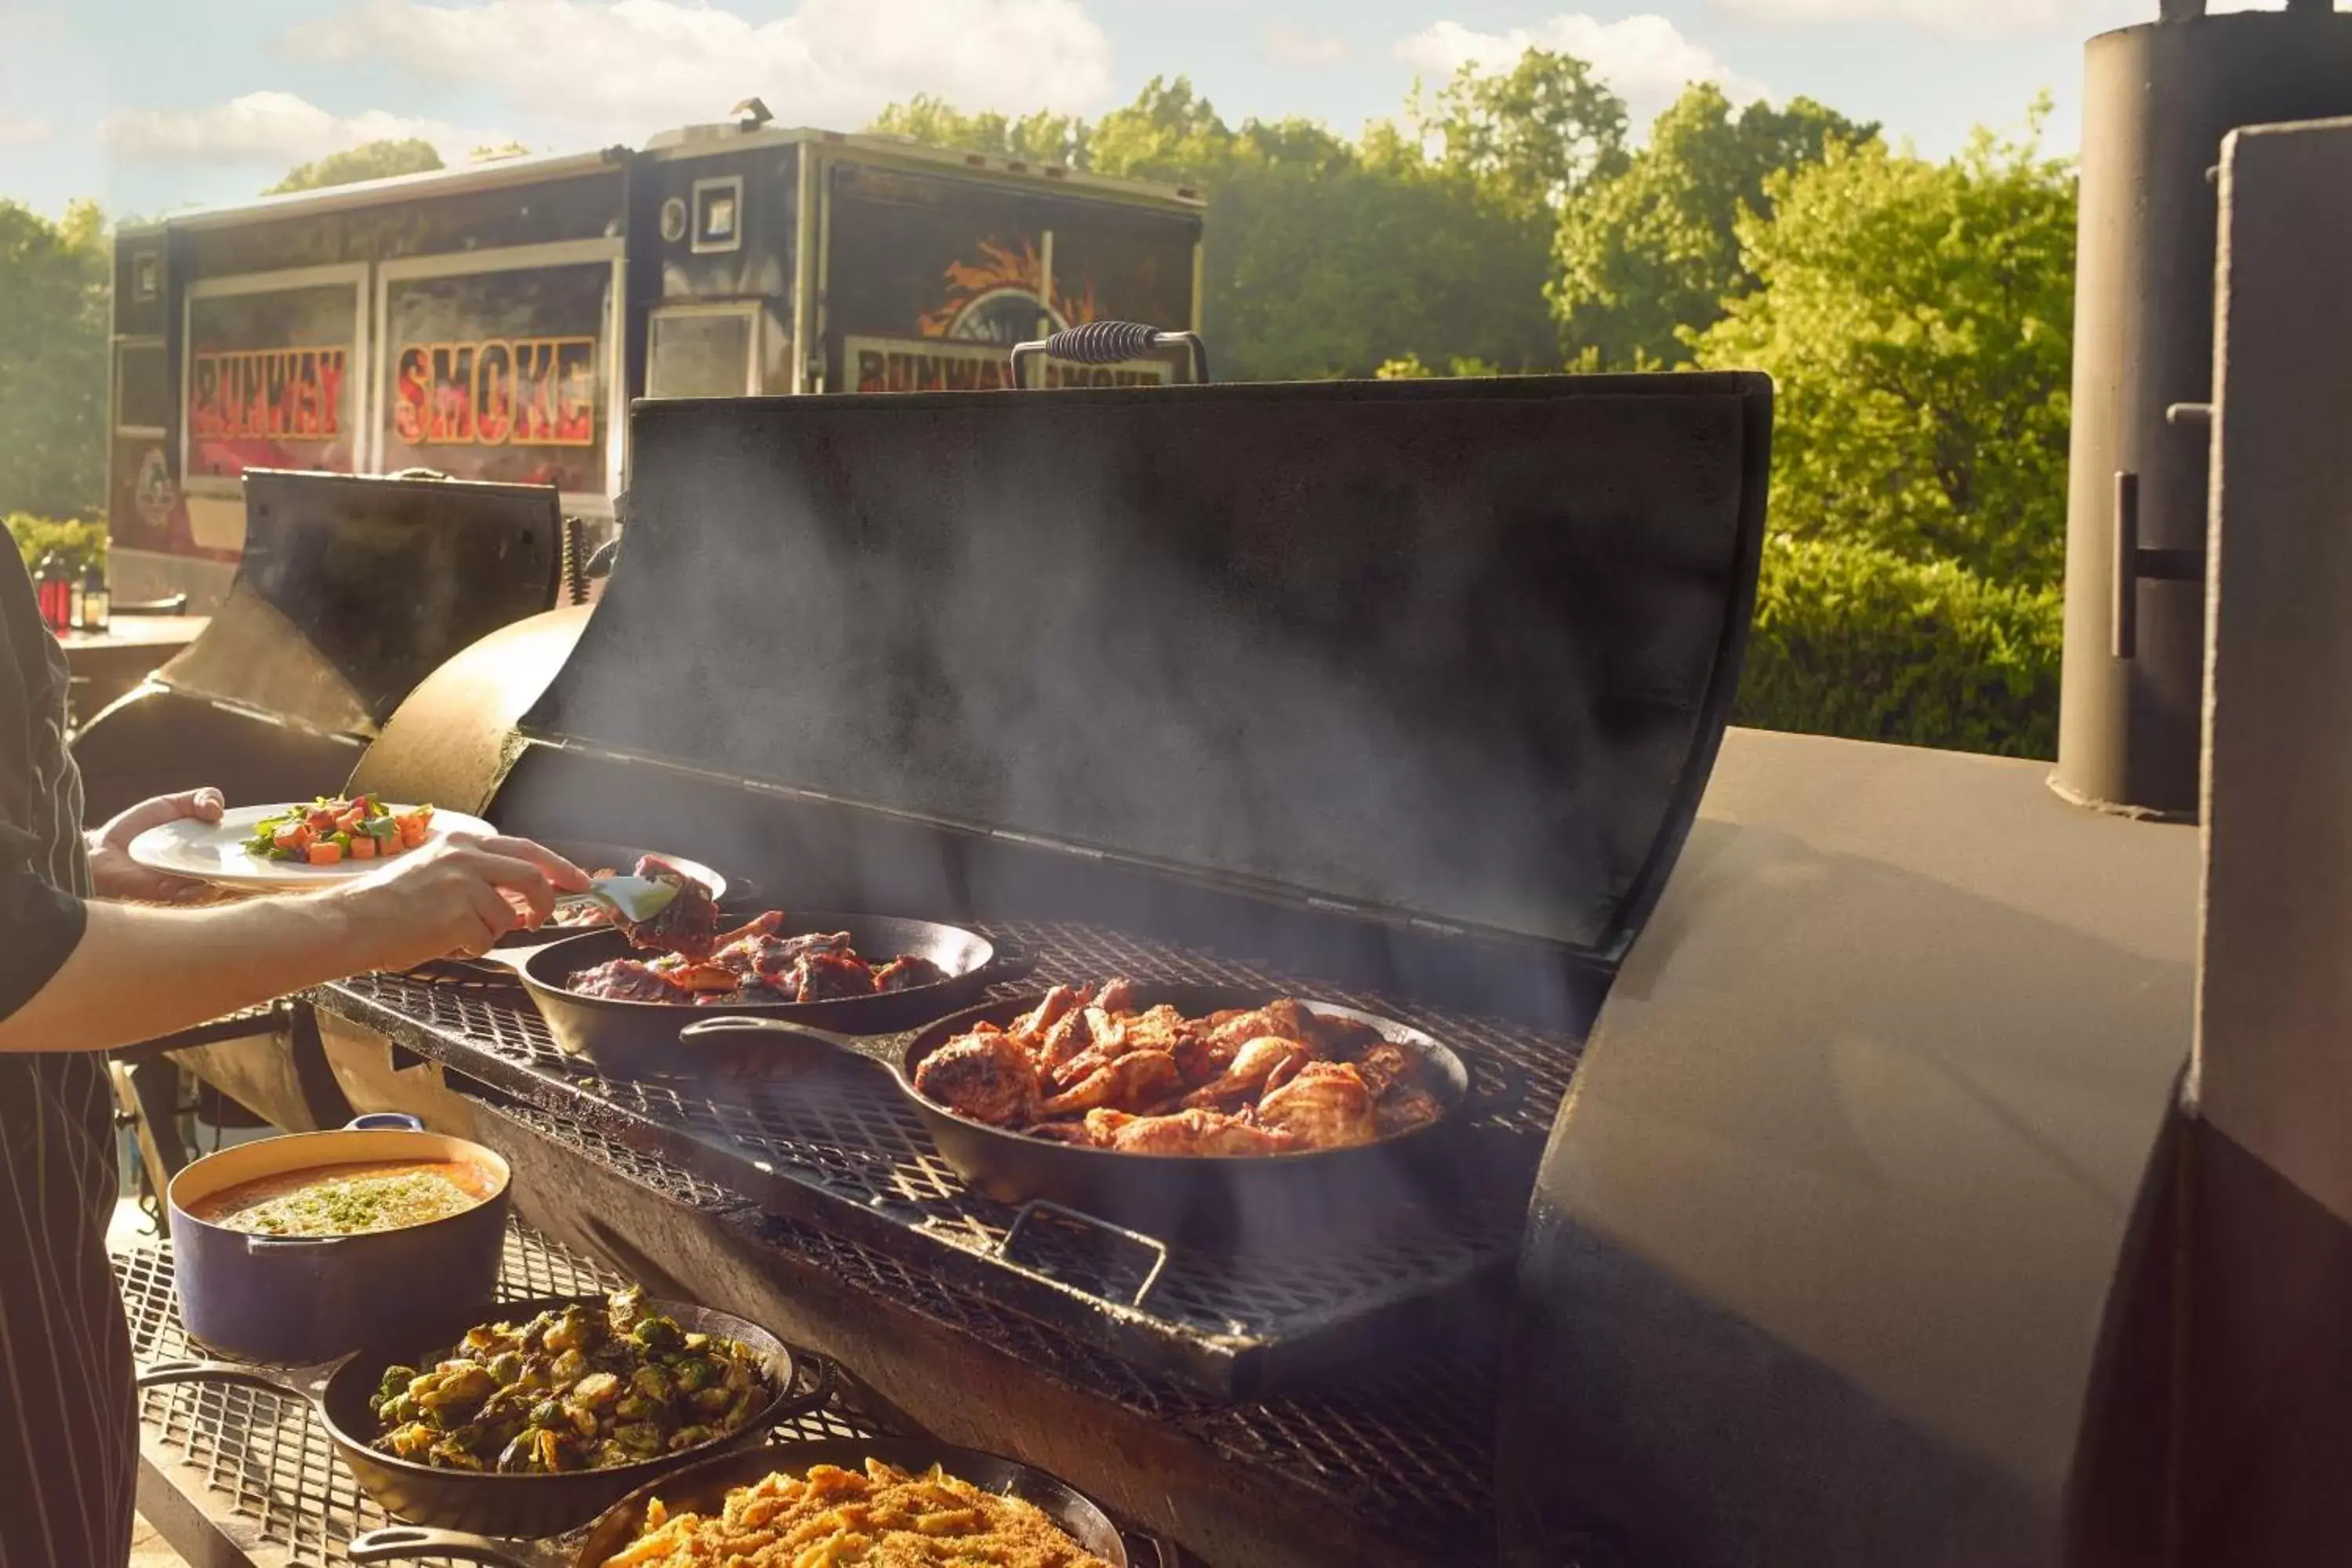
[127,803,499,891]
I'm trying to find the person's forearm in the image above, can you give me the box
[0,894,376,1054]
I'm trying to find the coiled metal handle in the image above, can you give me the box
[1010,321,1208,387]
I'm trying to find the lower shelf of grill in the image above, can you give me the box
[117,1221,906,1566]
[315,918,1580,1394]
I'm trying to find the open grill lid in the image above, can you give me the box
[525,376,1770,960]
[154,470,569,737]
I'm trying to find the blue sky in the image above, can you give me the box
[0,0,2278,220]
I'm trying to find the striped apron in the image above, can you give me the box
[0,561,136,1567]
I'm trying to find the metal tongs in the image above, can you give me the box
[552,873,679,924]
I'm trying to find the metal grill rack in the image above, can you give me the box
[115,1222,885,1567]
[487,1094,1516,1561]
[318,919,1580,1393]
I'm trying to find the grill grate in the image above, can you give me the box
[321,919,1580,1392]
[116,1222,883,1566]
[486,1094,1509,1560]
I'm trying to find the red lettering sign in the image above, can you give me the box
[190,345,347,441]
[393,335,597,448]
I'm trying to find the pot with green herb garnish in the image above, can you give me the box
[167,1114,512,1363]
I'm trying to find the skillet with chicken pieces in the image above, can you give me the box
[909,982,1447,1156]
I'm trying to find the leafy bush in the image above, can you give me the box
[7,513,108,575]
[1736,532,2062,759]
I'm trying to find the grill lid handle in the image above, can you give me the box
[1010,321,1208,387]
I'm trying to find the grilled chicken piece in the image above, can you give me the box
[1171,1032,1225,1088]
[872,955,948,993]
[1048,1009,1145,1092]
[1011,986,1083,1047]
[1092,978,1140,1014]
[1037,1009,1095,1073]
[787,951,875,1001]
[912,1025,1041,1127]
[1254,1061,1378,1150]
[619,855,720,957]
[1098,1107,1297,1156]
[1040,1050,1181,1118]
[1021,1120,1102,1145]
[1301,1010,1387,1057]
[1121,1004,1197,1054]
[1205,999,1313,1052]
[1374,1083,1446,1138]
[1178,1036,1312,1109]
[1348,1040,1419,1098]
[567,958,693,1003]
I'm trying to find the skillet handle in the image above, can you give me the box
[998,1200,1170,1308]
[677,1014,903,1068]
[136,1357,318,1399]
[347,1525,532,1566]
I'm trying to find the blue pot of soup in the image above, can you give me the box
[165,1116,511,1364]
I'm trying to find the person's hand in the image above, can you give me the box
[329,833,588,971]
[87,787,227,903]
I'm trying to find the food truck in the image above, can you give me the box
[104,120,1206,608]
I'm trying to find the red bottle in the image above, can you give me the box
[34,553,72,633]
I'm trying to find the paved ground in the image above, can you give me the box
[129,1514,190,1566]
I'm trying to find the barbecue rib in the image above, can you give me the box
[619,855,720,956]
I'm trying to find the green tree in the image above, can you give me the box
[1554,85,1873,369]
[0,200,109,520]
[267,138,444,194]
[1087,76,1236,183]
[869,96,1091,168]
[1693,111,2076,586]
[871,75,1559,381]
[1412,49,1628,220]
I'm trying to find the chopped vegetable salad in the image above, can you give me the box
[245,795,434,867]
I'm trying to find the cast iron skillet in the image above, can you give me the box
[344,1436,1149,1567]
[137,1294,817,1538]
[681,983,1472,1243]
[489,843,735,951]
[474,913,1029,1076]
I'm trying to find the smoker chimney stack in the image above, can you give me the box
[2053,0,2352,818]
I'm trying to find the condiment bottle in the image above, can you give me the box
[34,552,71,633]
[76,559,108,633]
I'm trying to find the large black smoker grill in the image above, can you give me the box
[289,372,1769,1564]
[96,7,2352,1561]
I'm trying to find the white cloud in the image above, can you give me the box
[1708,0,2140,37]
[281,0,1116,140]
[1265,24,1352,67]
[0,111,51,148]
[1396,16,1768,122]
[100,91,484,165]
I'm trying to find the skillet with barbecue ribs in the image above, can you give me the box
[911,980,1446,1156]
[564,900,948,1007]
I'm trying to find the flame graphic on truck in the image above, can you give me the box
[917,238,1099,343]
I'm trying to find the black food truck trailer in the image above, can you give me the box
[103,118,1206,609]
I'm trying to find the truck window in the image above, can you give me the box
[647,306,760,398]
[115,341,169,434]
